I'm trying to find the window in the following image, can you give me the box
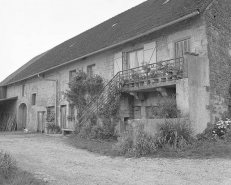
[126,49,143,70]
[22,85,25,97]
[175,38,191,58]
[87,64,95,78]
[31,93,36,105]
[69,70,77,82]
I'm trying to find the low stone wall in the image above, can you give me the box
[127,118,188,137]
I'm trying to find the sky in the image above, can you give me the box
[0,0,147,82]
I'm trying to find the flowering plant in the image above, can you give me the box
[212,118,231,138]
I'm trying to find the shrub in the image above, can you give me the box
[113,119,194,157]
[0,150,17,181]
[197,118,231,141]
[132,129,157,157]
[156,119,194,149]
[113,131,133,156]
[151,95,180,118]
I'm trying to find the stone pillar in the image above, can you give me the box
[176,53,210,133]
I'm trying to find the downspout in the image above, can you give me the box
[38,74,58,126]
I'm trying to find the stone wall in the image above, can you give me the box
[204,0,231,122]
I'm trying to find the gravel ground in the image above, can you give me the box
[0,132,231,185]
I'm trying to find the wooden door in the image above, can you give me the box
[37,111,45,132]
[22,105,27,128]
[60,106,67,129]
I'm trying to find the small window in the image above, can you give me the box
[31,93,36,105]
[87,64,96,78]
[175,38,191,58]
[22,85,25,97]
[69,70,77,82]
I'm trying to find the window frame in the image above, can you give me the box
[87,64,96,78]
[31,93,36,106]
[69,69,77,82]
[174,37,191,59]
[125,48,144,70]
[22,84,25,97]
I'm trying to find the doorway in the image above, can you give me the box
[37,111,45,133]
[18,103,27,130]
[60,105,67,129]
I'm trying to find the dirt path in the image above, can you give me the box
[0,132,231,185]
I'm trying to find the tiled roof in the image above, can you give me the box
[3,0,213,85]
[0,52,48,86]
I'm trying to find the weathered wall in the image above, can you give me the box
[204,0,231,122]
[5,15,209,132]
[6,50,115,131]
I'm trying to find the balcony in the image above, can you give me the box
[118,57,186,91]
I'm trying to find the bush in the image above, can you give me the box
[0,151,46,185]
[156,119,194,149]
[113,131,133,156]
[197,118,231,141]
[113,119,194,157]
[151,95,180,118]
[0,150,17,181]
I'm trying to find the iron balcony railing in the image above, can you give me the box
[118,57,185,88]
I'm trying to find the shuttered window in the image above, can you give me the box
[175,38,191,58]
[125,49,143,70]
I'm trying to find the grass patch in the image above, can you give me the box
[65,135,118,157]
[65,134,231,159]
[153,140,231,159]
[0,150,46,185]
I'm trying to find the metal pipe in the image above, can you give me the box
[6,11,200,86]
[37,74,58,126]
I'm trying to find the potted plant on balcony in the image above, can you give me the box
[149,69,159,83]
[141,61,151,73]
[131,71,140,87]
[119,75,129,88]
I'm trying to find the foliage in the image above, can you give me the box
[197,118,231,141]
[155,119,193,150]
[79,115,118,140]
[47,123,61,133]
[46,112,55,123]
[113,119,193,157]
[151,95,179,118]
[47,122,56,130]
[0,150,17,180]
[0,150,46,185]
[65,70,104,118]
[212,118,231,138]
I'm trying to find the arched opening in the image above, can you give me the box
[18,103,27,130]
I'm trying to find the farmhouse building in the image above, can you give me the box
[0,0,231,134]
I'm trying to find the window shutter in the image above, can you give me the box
[144,41,156,64]
[113,52,123,75]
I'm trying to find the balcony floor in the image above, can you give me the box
[123,78,182,92]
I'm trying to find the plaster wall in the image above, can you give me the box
[5,16,209,132]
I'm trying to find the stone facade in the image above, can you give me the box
[2,1,231,134]
[204,0,231,122]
